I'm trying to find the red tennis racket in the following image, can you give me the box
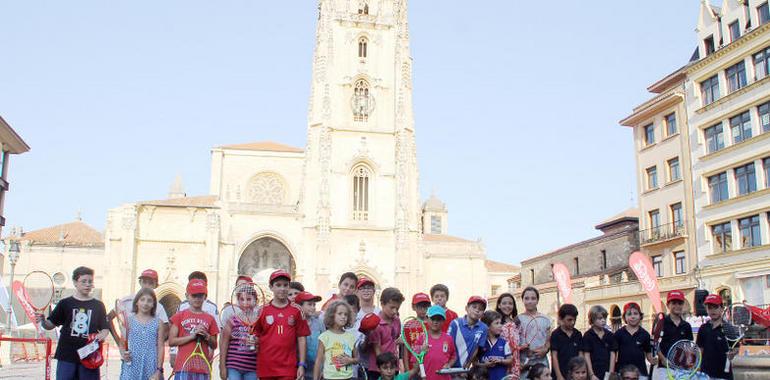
[113,299,131,365]
[229,282,264,351]
[24,271,55,337]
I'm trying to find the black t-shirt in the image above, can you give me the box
[550,327,583,378]
[580,328,617,378]
[658,315,693,362]
[696,322,733,380]
[48,296,109,363]
[615,326,651,376]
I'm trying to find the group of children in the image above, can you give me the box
[34,267,739,380]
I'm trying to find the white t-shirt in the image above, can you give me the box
[119,293,169,323]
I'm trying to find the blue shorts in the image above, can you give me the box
[56,360,100,380]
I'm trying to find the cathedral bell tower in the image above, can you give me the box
[301,0,422,292]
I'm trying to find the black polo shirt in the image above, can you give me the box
[696,322,732,380]
[658,315,693,361]
[615,325,651,376]
[550,327,583,378]
[580,328,618,379]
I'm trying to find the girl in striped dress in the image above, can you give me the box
[219,307,258,380]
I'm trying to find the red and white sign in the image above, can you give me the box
[12,280,39,328]
[552,263,573,304]
[629,251,663,314]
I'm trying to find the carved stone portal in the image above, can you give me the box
[237,237,295,281]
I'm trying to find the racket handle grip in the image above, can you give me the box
[724,357,730,373]
[419,364,426,378]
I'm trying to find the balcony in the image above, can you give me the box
[639,222,686,246]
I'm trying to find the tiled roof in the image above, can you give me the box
[218,141,304,153]
[423,234,474,243]
[18,221,103,247]
[140,195,218,208]
[485,259,520,273]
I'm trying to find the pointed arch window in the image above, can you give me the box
[352,165,370,221]
[358,37,368,59]
[352,79,374,122]
[358,1,369,15]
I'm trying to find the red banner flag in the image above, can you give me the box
[12,280,39,328]
[745,303,770,329]
[552,262,573,304]
[629,251,663,314]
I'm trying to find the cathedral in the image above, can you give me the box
[101,0,509,314]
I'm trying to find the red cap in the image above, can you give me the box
[704,294,723,306]
[623,302,641,315]
[667,290,685,303]
[412,292,431,305]
[236,275,253,284]
[186,279,208,295]
[357,277,375,289]
[138,269,159,281]
[467,295,487,307]
[359,312,381,333]
[295,291,322,304]
[269,269,291,285]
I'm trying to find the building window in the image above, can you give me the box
[760,2,770,25]
[649,210,661,237]
[352,165,370,221]
[739,215,761,247]
[671,203,683,230]
[764,157,770,188]
[646,166,658,190]
[358,1,369,15]
[652,255,663,277]
[753,46,770,80]
[701,75,720,105]
[735,163,757,196]
[731,111,753,143]
[729,21,741,42]
[766,274,770,288]
[708,172,729,204]
[358,37,368,58]
[430,215,441,234]
[573,257,579,275]
[759,102,770,132]
[727,61,748,93]
[601,250,607,270]
[665,113,677,136]
[644,124,655,145]
[712,222,732,253]
[668,157,681,182]
[352,79,372,122]
[704,35,716,55]
[530,269,535,284]
[674,251,686,274]
[705,123,725,153]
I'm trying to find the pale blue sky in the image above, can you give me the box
[0,1,700,265]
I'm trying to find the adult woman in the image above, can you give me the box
[496,292,522,379]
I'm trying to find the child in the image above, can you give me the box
[447,296,489,369]
[289,281,306,303]
[404,292,432,372]
[527,363,553,380]
[581,305,617,380]
[550,304,582,380]
[518,287,551,379]
[657,291,693,370]
[364,287,404,380]
[430,284,458,332]
[614,302,654,380]
[296,292,325,380]
[342,294,364,379]
[422,305,456,379]
[495,292,521,379]
[168,279,219,379]
[323,272,359,311]
[119,288,164,380]
[38,266,110,380]
[172,272,220,366]
[219,282,260,380]
[313,300,359,380]
[696,294,735,380]
[255,269,311,379]
[375,352,417,380]
[617,365,641,380]
[356,277,380,316]
[477,310,513,380]
[567,356,589,380]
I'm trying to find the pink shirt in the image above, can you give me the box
[365,315,401,371]
[424,333,455,380]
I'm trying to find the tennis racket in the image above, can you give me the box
[113,299,131,365]
[649,312,665,374]
[229,282,264,352]
[177,332,212,379]
[666,339,701,380]
[400,316,428,377]
[723,303,752,372]
[520,315,550,369]
[24,271,55,337]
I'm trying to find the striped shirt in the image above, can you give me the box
[225,316,258,372]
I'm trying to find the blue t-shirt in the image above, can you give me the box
[447,316,488,367]
[480,336,512,380]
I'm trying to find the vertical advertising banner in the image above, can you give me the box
[552,262,573,304]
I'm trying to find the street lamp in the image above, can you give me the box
[6,240,20,332]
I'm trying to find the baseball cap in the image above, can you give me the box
[236,275,253,284]
[138,269,159,281]
[427,305,446,319]
[623,302,641,315]
[704,294,723,306]
[357,277,375,289]
[667,290,685,303]
[467,295,487,307]
[186,279,208,295]
[269,269,291,285]
[412,292,431,305]
[295,291,322,304]
[359,312,381,333]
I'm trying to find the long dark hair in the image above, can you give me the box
[495,292,518,324]
[132,288,157,317]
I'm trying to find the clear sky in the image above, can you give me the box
[0,1,701,265]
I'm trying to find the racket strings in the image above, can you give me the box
[23,272,55,310]
[668,341,701,372]
[181,351,210,374]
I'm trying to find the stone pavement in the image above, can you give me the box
[0,359,228,379]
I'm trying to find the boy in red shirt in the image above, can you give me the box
[430,284,458,332]
[255,269,310,380]
[168,279,219,379]
[364,287,404,380]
